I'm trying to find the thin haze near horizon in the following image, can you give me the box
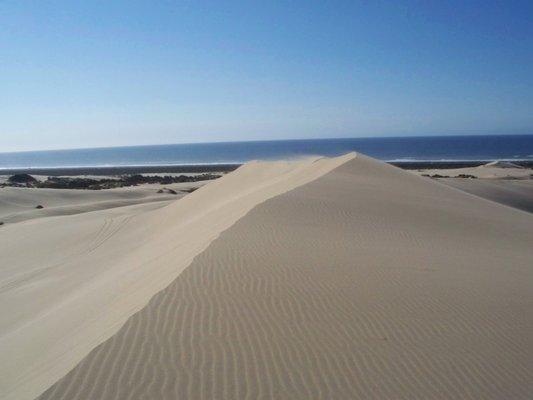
[1,1,532,152]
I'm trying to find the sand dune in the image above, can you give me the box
[416,162,532,179]
[0,181,208,224]
[35,154,533,399]
[0,154,352,400]
[483,160,524,169]
[440,179,533,213]
[411,161,533,212]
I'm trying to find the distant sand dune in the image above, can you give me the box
[37,154,533,399]
[440,179,533,213]
[483,160,524,169]
[416,162,532,180]
[0,154,352,400]
[0,182,208,223]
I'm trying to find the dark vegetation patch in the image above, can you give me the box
[8,174,38,184]
[1,174,221,190]
[157,188,178,195]
[421,174,478,179]
[421,174,450,178]
[455,174,477,179]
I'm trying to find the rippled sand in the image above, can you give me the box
[33,154,533,399]
[0,154,351,400]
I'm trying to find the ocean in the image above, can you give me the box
[1,135,532,169]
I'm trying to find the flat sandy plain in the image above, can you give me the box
[1,154,532,399]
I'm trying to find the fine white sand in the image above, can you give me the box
[415,162,532,179]
[34,154,533,399]
[0,154,353,400]
[0,181,209,224]
[412,161,533,212]
[440,179,533,213]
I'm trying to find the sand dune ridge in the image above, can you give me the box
[0,154,354,400]
[38,154,533,399]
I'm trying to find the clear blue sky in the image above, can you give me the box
[1,1,532,152]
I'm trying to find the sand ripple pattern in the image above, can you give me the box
[39,156,533,399]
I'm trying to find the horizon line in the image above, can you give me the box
[2,132,533,155]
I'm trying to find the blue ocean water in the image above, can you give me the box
[1,135,532,169]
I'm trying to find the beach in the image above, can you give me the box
[1,153,532,399]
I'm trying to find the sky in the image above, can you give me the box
[1,0,533,152]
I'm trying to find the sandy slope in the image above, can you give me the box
[0,181,208,224]
[415,163,532,179]
[439,179,533,213]
[0,154,352,400]
[36,154,533,400]
[411,161,533,212]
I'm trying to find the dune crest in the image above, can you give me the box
[0,153,354,400]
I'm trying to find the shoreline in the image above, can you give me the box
[1,160,533,176]
[0,164,240,176]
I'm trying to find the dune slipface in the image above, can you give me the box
[37,154,533,399]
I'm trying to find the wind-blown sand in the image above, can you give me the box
[2,153,533,399]
[0,154,352,400]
